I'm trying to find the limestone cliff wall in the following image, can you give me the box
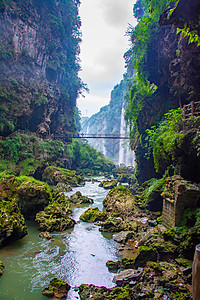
[133,0,200,183]
[0,0,82,136]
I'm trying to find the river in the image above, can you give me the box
[0,179,119,300]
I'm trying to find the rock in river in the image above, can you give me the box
[0,198,28,247]
[100,217,137,233]
[113,231,135,243]
[113,268,143,286]
[78,284,134,300]
[80,207,107,223]
[0,261,5,276]
[0,174,69,219]
[36,197,75,232]
[99,179,117,189]
[103,185,135,217]
[42,278,70,298]
[69,191,93,204]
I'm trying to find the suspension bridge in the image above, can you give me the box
[54,133,130,140]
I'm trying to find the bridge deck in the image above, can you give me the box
[54,133,129,139]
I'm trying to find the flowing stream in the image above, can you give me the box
[0,179,119,300]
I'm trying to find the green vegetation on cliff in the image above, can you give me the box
[0,132,115,177]
[0,0,84,136]
[125,0,200,183]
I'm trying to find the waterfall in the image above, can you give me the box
[118,104,126,164]
[118,103,135,167]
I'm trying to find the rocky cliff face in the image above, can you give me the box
[81,79,135,165]
[131,0,200,183]
[0,0,82,137]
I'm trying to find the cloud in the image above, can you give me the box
[78,94,110,117]
[100,0,133,28]
[78,0,136,117]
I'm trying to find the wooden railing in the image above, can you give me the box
[182,101,200,120]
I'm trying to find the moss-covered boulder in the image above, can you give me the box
[0,198,28,247]
[99,179,117,189]
[80,207,107,223]
[103,185,135,217]
[134,246,157,267]
[79,284,134,300]
[42,166,84,187]
[117,173,128,183]
[55,182,72,192]
[100,218,137,233]
[69,191,93,204]
[113,231,135,243]
[42,278,70,298]
[36,196,75,232]
[39,231,53,240]
[0,174,67,219]
[0,261,5,276]
[106,260,121,272]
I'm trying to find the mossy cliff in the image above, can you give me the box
[0,0,83,137]
[125,0,200,184]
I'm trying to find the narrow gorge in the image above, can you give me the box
[0,0,200,299]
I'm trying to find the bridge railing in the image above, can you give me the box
[182,101,200,120]
[54,132,129,139]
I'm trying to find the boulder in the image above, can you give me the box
[78,284,133,300]
[106,260,121,272]
[100,217,137,233]
[69,191,93,204]
[42,278,70,298]
[99,179,117,189]
[113,268,143,286]
[42,166,84,187]
[0,198,28,247]
[39,231,53,240]
[0,261,5,276]
[113,231,135,243]
[36,198,75,232]
[103,185,135,217]
[0,174,67,219]
[55,182,72,192]
[80,207,107,223]
[117,173,128,183]
[134,246,157,267]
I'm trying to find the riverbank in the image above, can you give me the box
[0,178,119,300]
[0,170,195,299]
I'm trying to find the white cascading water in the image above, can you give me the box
[118,103,135,167]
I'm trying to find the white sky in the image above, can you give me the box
[77,0,137,117]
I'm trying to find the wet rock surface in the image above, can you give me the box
[39,231,53,240]
[99,217,137,233]
[42,278,70,298]
[35,196,75,232]
[0,261,5,276]
[99,179,117,189]
[80,207,107,223]
[55,182,72,193]
[113,268,143,286]
[69,191,93,204]
[0,197,28,247]
[42,166,84,187]
[78,284,134,300]
[103,185,135,217]
[113,231,135,243]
